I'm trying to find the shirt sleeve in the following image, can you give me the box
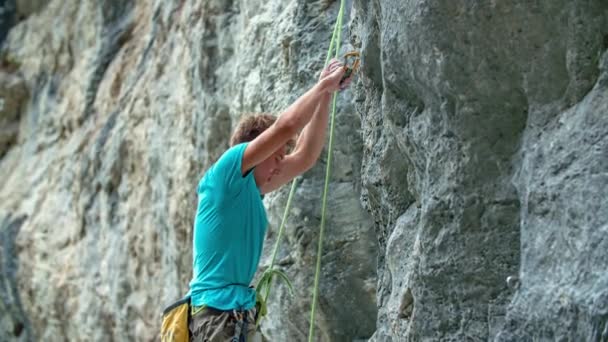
[209,143,251,196]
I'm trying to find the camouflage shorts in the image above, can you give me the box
[189,306,261,342]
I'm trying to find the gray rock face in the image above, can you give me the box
[0,65,27,157]
[0,1,375,341]
[0,0,607,341]
[500,40,608,342]
[351,0,608,341]
[15,0,48,18]
[0,0,16,45]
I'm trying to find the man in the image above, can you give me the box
[187,58,353,341]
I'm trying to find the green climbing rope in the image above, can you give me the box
[256,1,348,339]
[308,1,346,340]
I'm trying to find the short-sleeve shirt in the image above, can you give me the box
[187,143,268,310]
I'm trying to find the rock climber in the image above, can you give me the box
[186,58,354,341]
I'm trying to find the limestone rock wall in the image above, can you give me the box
[1,0,607,341]
[351,1,607,341]
[0,0,376,341]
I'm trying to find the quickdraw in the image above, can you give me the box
[341,51,360,83]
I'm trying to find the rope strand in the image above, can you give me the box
[308,1,346,340]
[257,2,348,339]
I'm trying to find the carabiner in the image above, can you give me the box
[341,51,360,82]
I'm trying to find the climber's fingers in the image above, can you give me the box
[320,58,343,80]
[339,73,354,91]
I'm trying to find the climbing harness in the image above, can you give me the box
[255,1,358,341]
[232,310,248,342]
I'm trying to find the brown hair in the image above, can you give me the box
[229,113,277,147]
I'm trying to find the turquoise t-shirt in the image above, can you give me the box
[188,143,268,310]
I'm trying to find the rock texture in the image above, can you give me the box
[0,0,375,341]
[1,0,607,341]
[352,1,608,341]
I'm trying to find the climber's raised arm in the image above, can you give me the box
[257,60,354,194]
[241,62,347,175]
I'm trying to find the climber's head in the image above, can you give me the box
[230,113,277,147]
[230,113,296,187]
